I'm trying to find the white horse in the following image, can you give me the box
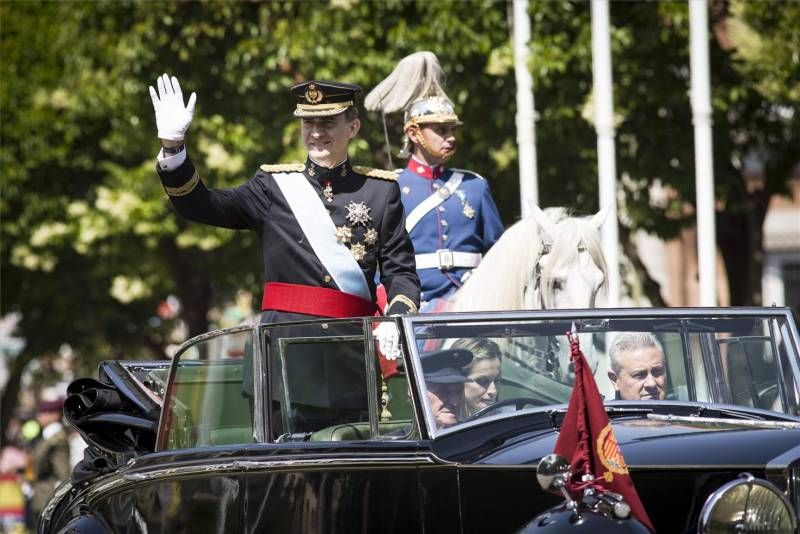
[449,205,609,312]
[443,205,612,391]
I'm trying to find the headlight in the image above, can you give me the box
[698,473,797,534]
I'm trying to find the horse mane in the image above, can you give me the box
[450,207,607,312]
[450,216,543,312]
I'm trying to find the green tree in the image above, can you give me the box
[611,0,799,305]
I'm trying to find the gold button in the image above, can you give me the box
[323,275,332,283]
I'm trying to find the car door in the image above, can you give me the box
[241,318,454,533]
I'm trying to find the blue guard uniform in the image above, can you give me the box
[399,157,504,308]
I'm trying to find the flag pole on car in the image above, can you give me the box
[551,324,655,531]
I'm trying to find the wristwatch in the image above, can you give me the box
[162,144,185,156]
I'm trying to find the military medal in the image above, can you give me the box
[335,225,352,244]
[462,202,475,219]
[323,180,334,202]
[350,242,367,262]
[345,201,372,226]
[364,228,378,246]
[454,190,474,219]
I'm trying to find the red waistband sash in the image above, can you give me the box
[261,282,379,318]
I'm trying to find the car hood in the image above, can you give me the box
[475,417,800,468]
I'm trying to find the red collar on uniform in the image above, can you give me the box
[407,158,444,180]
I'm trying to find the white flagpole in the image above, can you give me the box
[689,0,717,306]
[591,0,620,307]
[513,0,539,217]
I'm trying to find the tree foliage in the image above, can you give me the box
[1,1,797,442]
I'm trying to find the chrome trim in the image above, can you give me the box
[172,323,255,357]
[403,306,797,326]
[776,317,800,413]
[84,453,436,504]
[40,479,73,524]
[363,317,381,438]
[393,315,432,440]
[401,315,438,439]
[647,413,800,429]
[765,442,800,520]
[252,323,265,442]
[629,463,766,470]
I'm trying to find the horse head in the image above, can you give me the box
[523,205,609,310]
[448,205,609,313]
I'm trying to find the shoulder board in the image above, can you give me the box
[260,163,306,173]
[450,168,485,181]
[352,165,399,181]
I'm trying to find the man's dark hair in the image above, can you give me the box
[344,106,359,122]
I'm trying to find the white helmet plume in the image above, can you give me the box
[365,51,448,113]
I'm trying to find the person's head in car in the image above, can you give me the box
[608,332,667,401]
[421,348,473,429]
[450,338,502,416]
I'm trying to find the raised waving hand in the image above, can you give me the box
[149,73,197,141]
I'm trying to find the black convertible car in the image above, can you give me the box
[42,307,800,533]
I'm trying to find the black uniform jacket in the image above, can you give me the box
[157,156,420,319]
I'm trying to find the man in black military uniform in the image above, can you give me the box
[149,74,420,332]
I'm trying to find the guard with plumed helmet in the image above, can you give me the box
[366,52,504,311]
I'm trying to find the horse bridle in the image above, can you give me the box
[528,239,553,308]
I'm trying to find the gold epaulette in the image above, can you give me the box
[260,163,306,173]
[352,165,398,181]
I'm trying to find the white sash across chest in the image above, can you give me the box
[405,172,464,233]
[272,172,370,301]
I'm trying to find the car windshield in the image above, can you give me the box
[406,311,800,436]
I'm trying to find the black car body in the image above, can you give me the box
[42,308,800,533]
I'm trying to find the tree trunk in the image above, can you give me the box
[159,238,212,338]
[716,169,770,306]
[0,349,36,448]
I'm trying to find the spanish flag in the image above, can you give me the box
[554,331,655,532]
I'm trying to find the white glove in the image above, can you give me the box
[149,73,197,141]
[374,321,401,360]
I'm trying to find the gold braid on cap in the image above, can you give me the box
[296,101,353,111]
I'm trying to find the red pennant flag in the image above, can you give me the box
[554,331,655,532]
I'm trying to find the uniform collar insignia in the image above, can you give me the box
[306,157,351,179]
[407,157,444,180]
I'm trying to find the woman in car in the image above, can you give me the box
[451,338,503,417]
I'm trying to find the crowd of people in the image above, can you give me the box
[0,397,85,533]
